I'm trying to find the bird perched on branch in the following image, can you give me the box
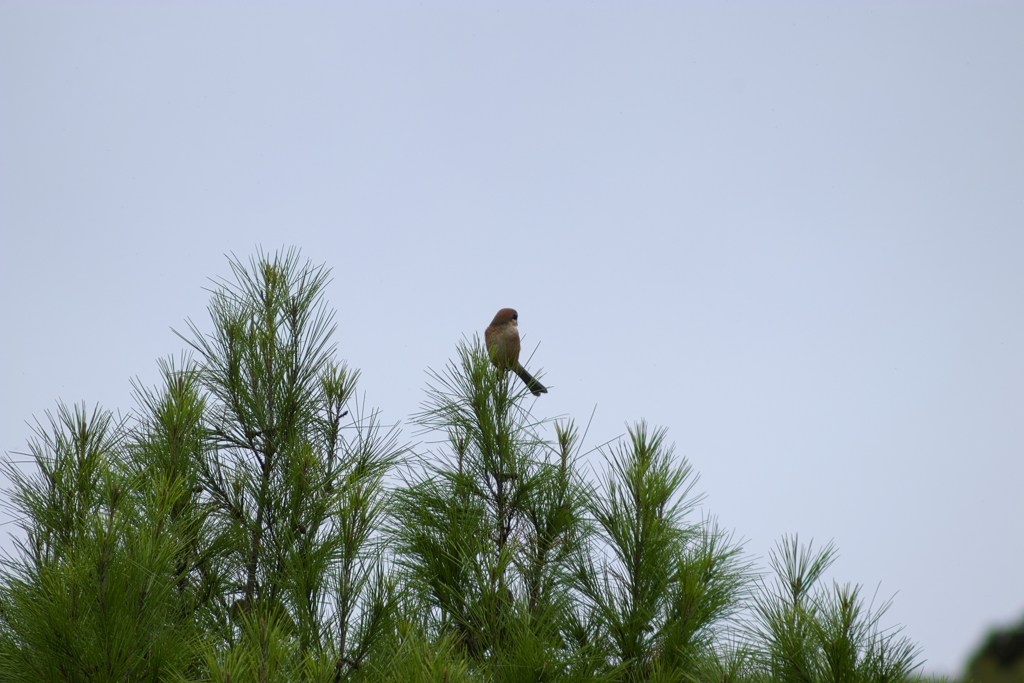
[485,308,548,396]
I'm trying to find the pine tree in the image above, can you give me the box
[0,248,925,683]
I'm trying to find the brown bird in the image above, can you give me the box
[485,308,548,396]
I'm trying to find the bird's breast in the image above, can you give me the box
[486,324,520,369]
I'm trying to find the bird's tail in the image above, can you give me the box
[515,364,548,396]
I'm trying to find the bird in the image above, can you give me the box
[485,308,548,396]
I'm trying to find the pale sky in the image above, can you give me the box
[1,2,1021,676]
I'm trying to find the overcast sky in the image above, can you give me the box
[1,1,1022,676]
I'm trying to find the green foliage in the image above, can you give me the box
[572,422,750,682]
[0,404,198,681]
[749,537,921,683]
[961,613,1024,683]
[178,248,402,677]
[0,248,923,683]
[392,340,592,680]
[355,627,475,683]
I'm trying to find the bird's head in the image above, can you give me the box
[490,308,518,327]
